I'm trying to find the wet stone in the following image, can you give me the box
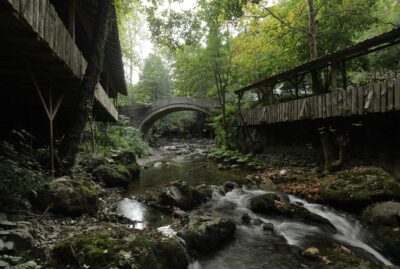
[303,247,320,259]
[241,213,251,225]
[261,223,274,232]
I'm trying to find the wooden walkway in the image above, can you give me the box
[239,78,400,126]
[2,0,118,120]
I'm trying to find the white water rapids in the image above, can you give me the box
[189,187,394,268]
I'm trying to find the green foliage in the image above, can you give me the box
[80,116,149,158]
[208,147,265,170]
[0,130,46,194]
[133,53,172,103]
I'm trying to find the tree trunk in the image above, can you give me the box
[60,0,115,172]
[307,0,322,94]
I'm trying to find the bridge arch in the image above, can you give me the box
[119,97,220,138]
[138,104,213,136]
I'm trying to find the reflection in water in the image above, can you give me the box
[117,198,172,230]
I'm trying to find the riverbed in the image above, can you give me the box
[119,138,398,268]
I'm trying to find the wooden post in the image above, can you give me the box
[29,72,64,177]
[68,0,76,40]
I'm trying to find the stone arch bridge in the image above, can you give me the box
[118,97,220,136]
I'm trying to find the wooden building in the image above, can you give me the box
[0,0,126,144]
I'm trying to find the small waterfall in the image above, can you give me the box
[288,195,393,266]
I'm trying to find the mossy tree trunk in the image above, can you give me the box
[60,0,115,172]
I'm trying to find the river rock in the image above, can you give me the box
[93,164,132,187]
[242,213,251,224]
[320,167,400,210]
[112,151,141,179]
[250,193,336,232]
[261,223,274,231]
[84,154,111,172]
[0,228,34,254]
[157,181,208,210]
[53,229,189,269]
[30,177,99,217]
[153,162,163,168]
[303,247,320,259]
[362,201,400,226]
[223,181,238,193]
[178,217,236,253]
[250,193,281,214]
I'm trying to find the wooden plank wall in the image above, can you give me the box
[6,0,87,78]
[239,78,400,126]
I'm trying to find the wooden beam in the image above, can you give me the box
[68,0,75,40]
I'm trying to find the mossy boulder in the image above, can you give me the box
[178,217,236,254]
[158,181,209,210]
[83,154,110,172]
[30,177,98,217]
[53,230,189,269]
[362,201,400,226]
[249,193,281,214]
[92,164,132,188]
[320,167,400,210]
[249,193,336,232]
[113,151,141,179]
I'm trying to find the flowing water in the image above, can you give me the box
[118,139,396,268]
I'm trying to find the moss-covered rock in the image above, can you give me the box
[320,167,400,210]
[83,154,110,172]
[249,193,281,214]
[112,151,137,165]
[178,217,236,254]
[113,151,141,179]
[30,177,98,217]
[126,162,140,179]
[157,181,209,210]
[249,193,336,232]
[92,164,132,188]
[362,201,400,226]
[53,230,189,269]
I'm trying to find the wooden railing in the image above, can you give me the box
[238,78,400,126]
[6,0,87,78]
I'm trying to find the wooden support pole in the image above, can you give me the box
[29,72,64,177]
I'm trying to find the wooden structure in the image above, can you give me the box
[236,28,400,127]
[238,78,400,126]
[119,97,220,136]
[0,0,127,174]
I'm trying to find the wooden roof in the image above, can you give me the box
[235,27,400,95]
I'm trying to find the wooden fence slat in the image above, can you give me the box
[358,86,364,115]
[332,91,337,117]
[313,96,318,119]
[364,85,373,112]
[351,87,357,115]
[338,90,344,116]
[346,88,352,116]
[373,83,381,113]
[381,81,387,113]
[395,79,400,110]
[387,79,394,111]
[326,93,331,118]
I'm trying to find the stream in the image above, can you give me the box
[117,138,396,268]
